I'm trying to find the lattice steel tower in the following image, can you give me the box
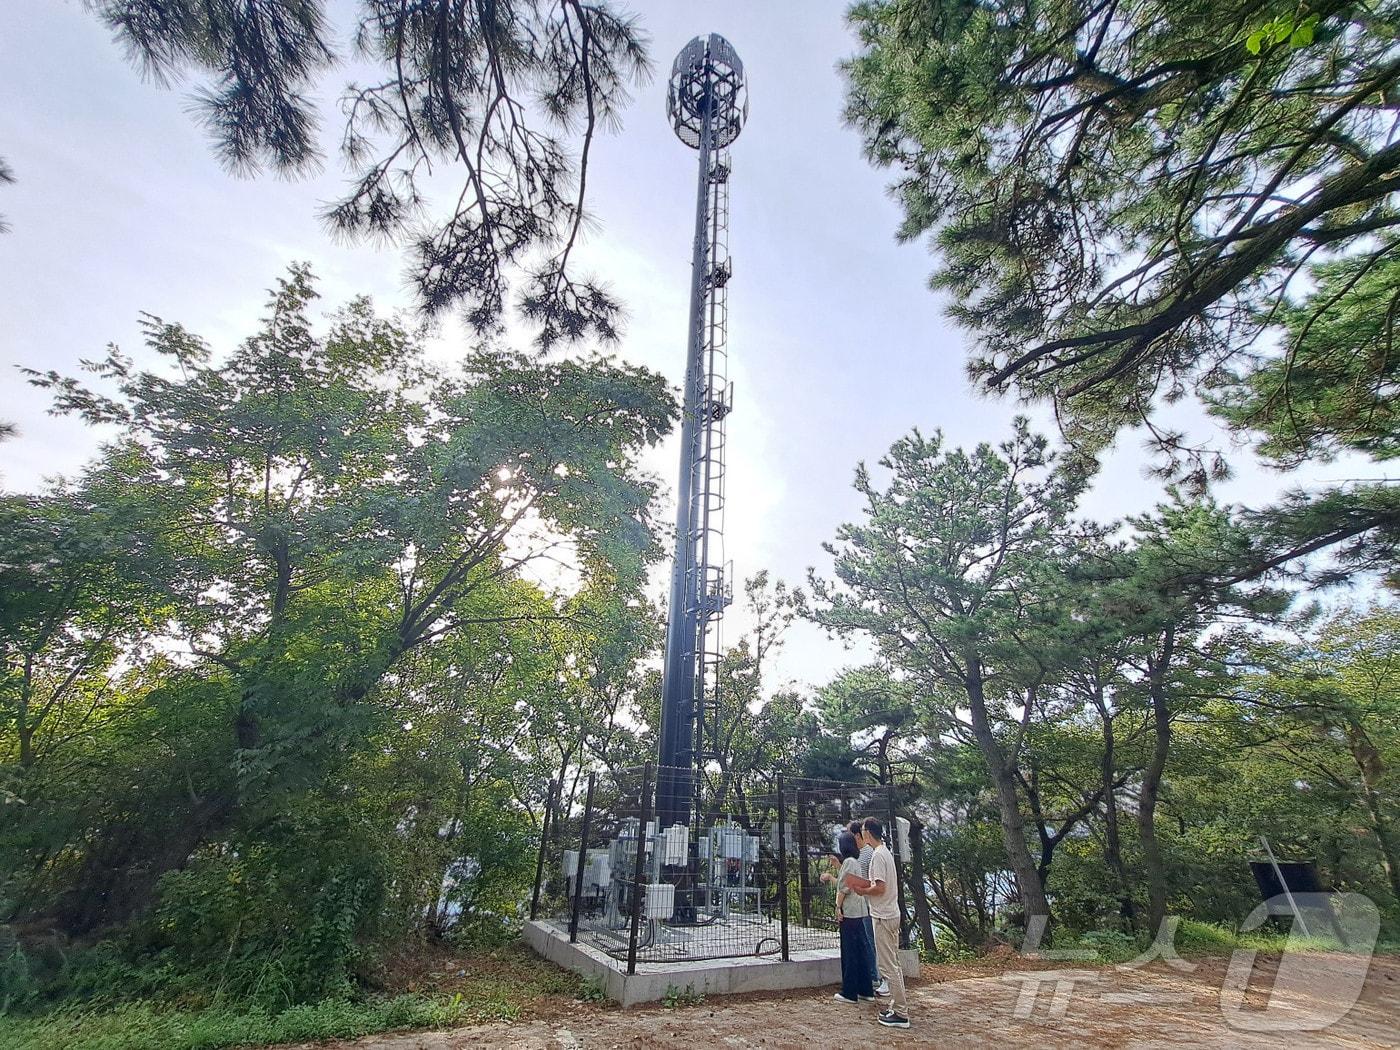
[657,34,748,829]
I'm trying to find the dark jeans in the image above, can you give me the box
[840,916,876,1000]
[862,915,880,983]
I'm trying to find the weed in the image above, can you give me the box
[578,973,607,1003]
[661,983,705,1008]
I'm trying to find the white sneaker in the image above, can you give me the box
[833,992,858,1004]
[876,979,891,996]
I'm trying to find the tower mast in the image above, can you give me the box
[657,35,748,829]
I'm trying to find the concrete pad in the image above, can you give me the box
[524,919,918,1007]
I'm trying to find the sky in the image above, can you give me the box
[1,1,1385,691]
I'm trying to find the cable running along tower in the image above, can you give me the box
[657,35,748,829]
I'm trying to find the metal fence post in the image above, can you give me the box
[776,772,790,961]
[529,778,557,921]
[888,782,910,949]
[627,762,653,976]
[795,783,811,927]
[569,772,597,943]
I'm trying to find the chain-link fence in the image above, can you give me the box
[529,765,908,972]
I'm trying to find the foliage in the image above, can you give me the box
[4,253,1398,1039]
[1215,250,1400,467]
[1052,927,1146,963]
[85,0,649,344]
[0,981,550,1050]
[809,416,1397,945]
[843,0,1400,584]
[577,973,607,1003]
[845,0,1400,465]
[922,936,977,964]
[660,983,705,1008]
[810,418,1093,920]
[2,264,674,1007]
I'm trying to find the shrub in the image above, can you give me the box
[1173,919,1239,955]
[1075,929,1146,963]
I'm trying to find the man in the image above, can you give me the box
[848,817,910,1028]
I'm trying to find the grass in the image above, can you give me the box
[0,995,471,1050]
[1043,919,1400,965]
[0,942,586,1050]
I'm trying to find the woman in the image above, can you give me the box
[831,830,876,1004]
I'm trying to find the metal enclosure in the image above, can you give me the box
[657,34,749,829]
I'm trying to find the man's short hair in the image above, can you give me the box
[862,816,885,840]
[848,820,863,837]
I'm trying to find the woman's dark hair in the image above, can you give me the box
[838,830,860,861]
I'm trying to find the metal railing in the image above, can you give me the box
[529,765,906,967]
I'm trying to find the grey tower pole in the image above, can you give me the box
[657,35,747,830]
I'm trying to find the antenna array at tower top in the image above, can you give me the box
[666,34,748,150]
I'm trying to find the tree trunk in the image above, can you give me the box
[1346,722,1400,902]
[1096,685,1136,928]
[1139,624,1176,934]
[1021,763,1056,885]
[966,660,1050,922]
[56,789,235,934]
[908,819,938,950]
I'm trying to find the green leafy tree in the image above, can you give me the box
[1043,638,1149,928]
[1235,608,1400,904]
[845,0,1400,462]
[524,582,659,821]
[1100,493,1288,930]
[0,491,161,777]
[809,419,1091,922]
[812,663,920,787]
[85,0,649,343]
[693,573,816,824]
[844,0,1400,583]
[1216,251,1400,467]
[915,740,1022,944]
[17,264,674,932]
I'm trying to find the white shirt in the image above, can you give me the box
[867,842,900,920]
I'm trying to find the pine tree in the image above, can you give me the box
[87,0,650,346]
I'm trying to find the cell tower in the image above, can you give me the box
[657,34,748,830]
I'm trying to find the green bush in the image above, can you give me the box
[1173,919,1240,955]
[1075,929,1146,963]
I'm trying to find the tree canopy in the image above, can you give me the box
[86,0,650,344]
[844,0,1400,486]
[6,264,674,944]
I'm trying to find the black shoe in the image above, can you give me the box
[878,1011,911,1028]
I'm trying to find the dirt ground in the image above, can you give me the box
[292,952,1400,1049]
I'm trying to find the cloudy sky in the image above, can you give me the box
[1,1,1380,689]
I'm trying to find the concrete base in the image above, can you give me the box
[524,919,918,1007]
